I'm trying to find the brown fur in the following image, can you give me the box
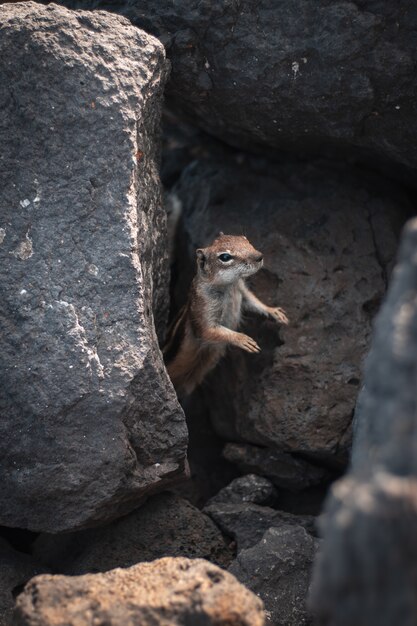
[163,234,288,396]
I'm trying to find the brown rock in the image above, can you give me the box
[14,557,265,626]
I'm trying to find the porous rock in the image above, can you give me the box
[0,2,187,532]
[204,500,316,551]
[223,443,329,491]
[0,538,47,626]
[33,492,233,574]
[310,218,417,626]
[47,0,417,177]
[230,525,319,626]
[14,557,266,626]
[174,154,408,466]
[206,473,278,507]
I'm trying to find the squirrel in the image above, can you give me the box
[163,234,288,396]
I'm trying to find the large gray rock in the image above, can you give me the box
[230,525,319,626]
[0,2,187,532]
[0,538,47,626]
[46,0,417,177]
[33,492,233,574]
[14,557,266,626]
[174,154,408,466]
[309,218,417,626]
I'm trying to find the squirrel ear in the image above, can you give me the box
[196,248,206,271]
[219,230,224,236]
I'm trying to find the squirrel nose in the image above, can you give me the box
[255,254,263,263]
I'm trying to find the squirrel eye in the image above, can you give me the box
[218,253,233,262]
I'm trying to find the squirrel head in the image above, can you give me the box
[196,234,263,285]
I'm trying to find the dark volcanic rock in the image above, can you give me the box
[33,492,233,574]
[14,557,265,626]
[0,538,47,626]
[204,500,316,551]
[310,218,417,626]
[223,443,329,491]
[174,154,409,465]
[230,525,319,626]
[46,0,417,177]
[0,2,187,532]
[207,474,278,507]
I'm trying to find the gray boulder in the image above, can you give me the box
[0,2,187,532]
[174,154,408,466]
[33,492,233,574]
[230,525,319,626]
[310,218,417,626]
[48,0,417,177]
[14,557,266,626]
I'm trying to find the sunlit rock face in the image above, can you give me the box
[14,557,266,626]
[0,2,187,532]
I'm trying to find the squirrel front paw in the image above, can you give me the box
[268,307,289,325]
[234,333,261,353]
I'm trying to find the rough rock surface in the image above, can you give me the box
[0,538,47,626]
[14,557,265,626]
[206,474,278,507]
[223,443,329,491]
[204,500,316,551]
[0,2,187,532]
[310,218,417,626]
[174,154,408,466]
[230,525,318,626]
[33,492,233,574]
[48,0,417,177]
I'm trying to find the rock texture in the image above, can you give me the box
[206,474,278,507]
[33,492,233,574]
[0,538,47,626]
[309,218,417,626]
[14,557,265,626]
[174,154,408,467]
[230,525,319,626]
[223,443,329,491]
[204,500,315,551]
[0,2,187,532]
[48,0,417,178]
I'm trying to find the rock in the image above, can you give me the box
[223,443,329,491]
[230,525,319,626]
[0,2,187,532]
[14,557,265,626]
[207,474,278,507]
[44,0,417,178]
[204,500,316,551]
[310,218,417,626]
[33,492,233,574]
[0,538,47,626]
[174,154,408,465]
